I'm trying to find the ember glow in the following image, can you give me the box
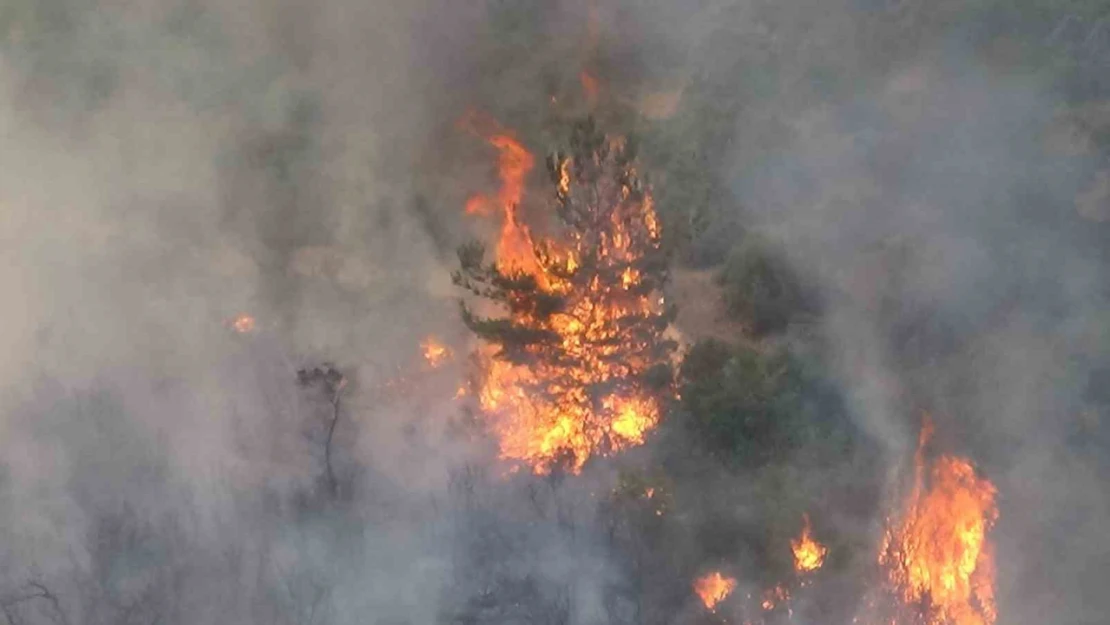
[878,417,999,625]
[792,513,828,574]
[694,571,737,611]
[231,314,256,333]
[760,584,790,612]
[580,69,599,105]
[421,336,452,368]
[457,117,673,474]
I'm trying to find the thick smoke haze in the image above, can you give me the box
[1,1,1107,624]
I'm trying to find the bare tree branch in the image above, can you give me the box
[297,364,347,498]
[323,376,346,498]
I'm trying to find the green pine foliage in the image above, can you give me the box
[678,339,854,469]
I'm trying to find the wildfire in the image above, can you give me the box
[694,571,737,611]
[878,417,999,625]
[421,336,452,368]
[457,117,673,474]
[792,513,828,574]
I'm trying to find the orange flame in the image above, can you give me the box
[462,120,669,474]
[487,135,539,275]
[421,336,452,368]
[878,416,998,625]
[694,571,737,611]
[461,118,541,277]
[792,513,828,574]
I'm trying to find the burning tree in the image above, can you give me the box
[871,416,999,625]
[454,116,677,474]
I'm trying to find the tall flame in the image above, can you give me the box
[878,416,999,625]
[460,118,671,474]
[462,122,541,277]
[792,514,828,574]
[694,571,737,611]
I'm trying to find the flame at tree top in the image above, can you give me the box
[455,116,675,474]
[694,571,737,611]
[877,416,999,625]
[792,514,828,574]
[460,113,541,277]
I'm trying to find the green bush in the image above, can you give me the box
[717,236,813,335]
[678,339,851,469]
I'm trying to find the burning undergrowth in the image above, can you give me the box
[653,413,997,625]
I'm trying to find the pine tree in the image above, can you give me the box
[454,117,677,472]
